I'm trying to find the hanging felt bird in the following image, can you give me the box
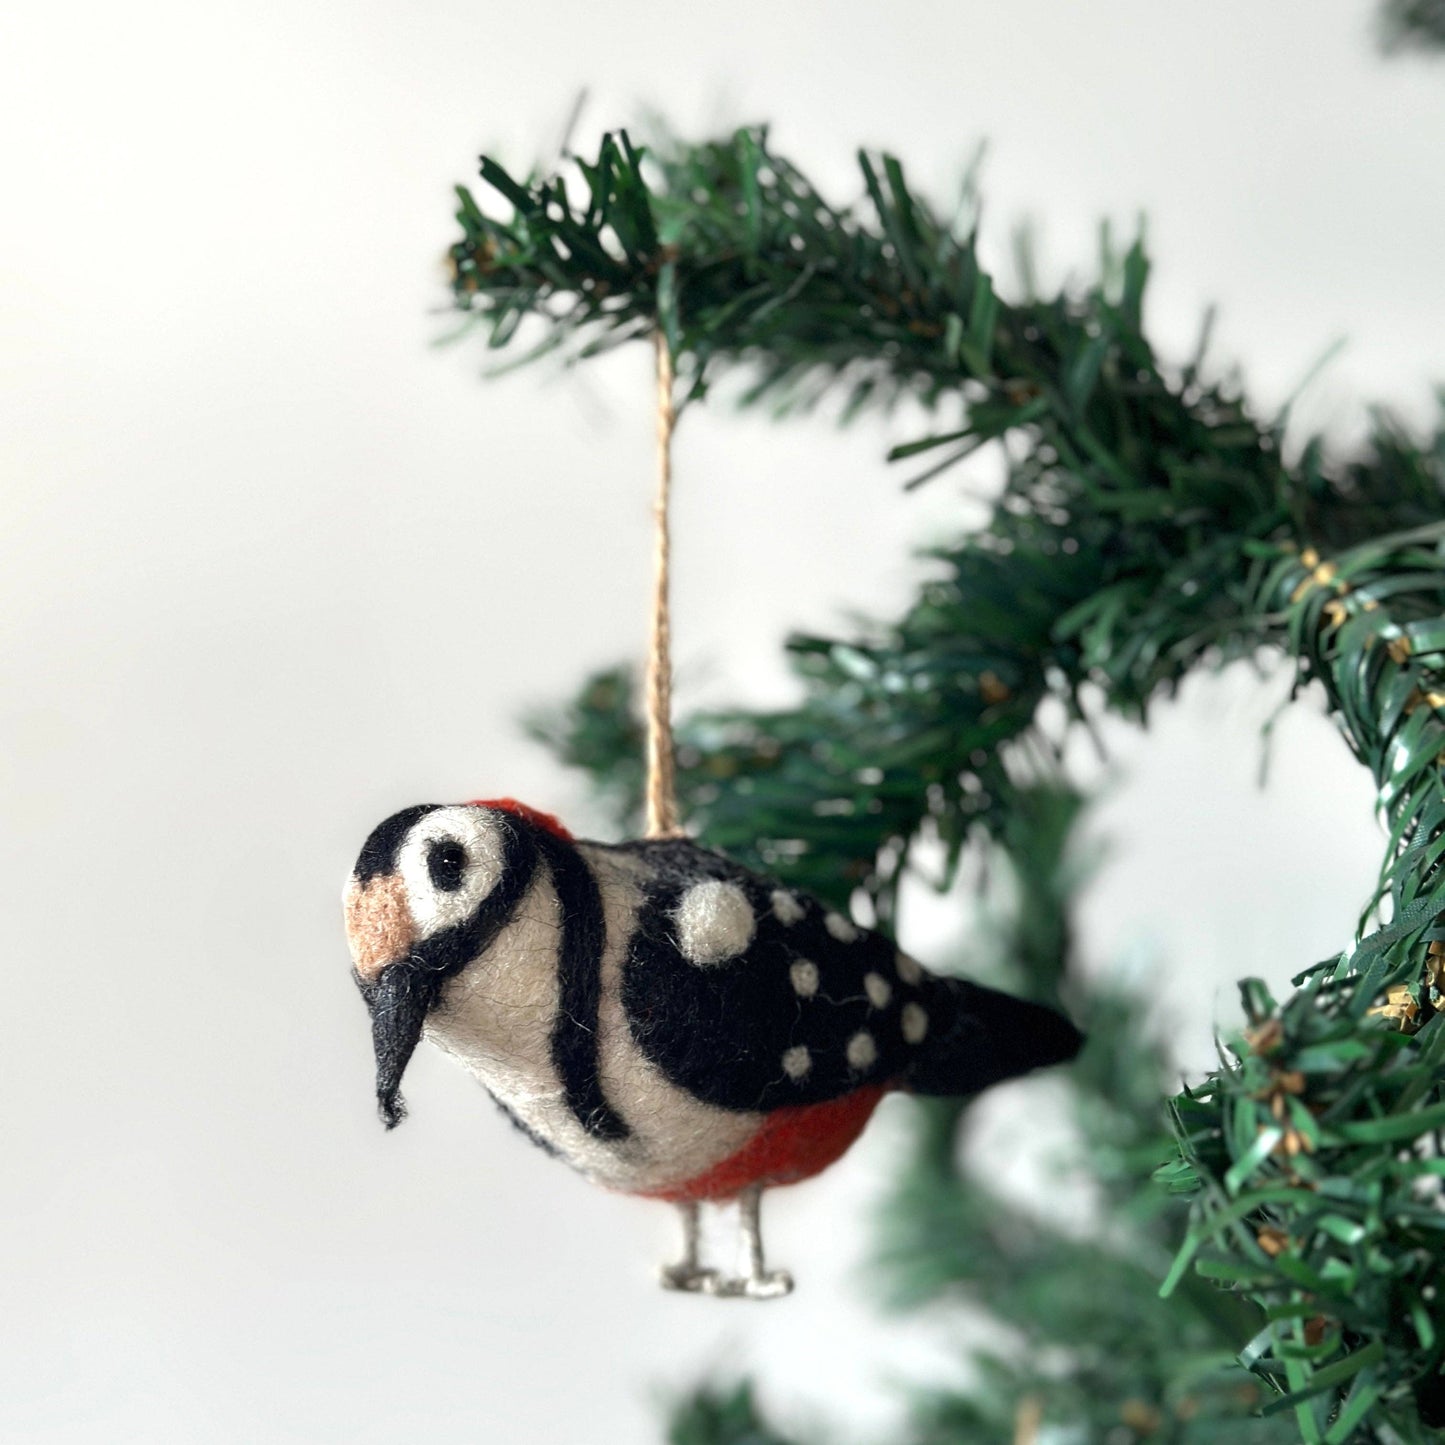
[343,795,1082,1298]
[346,335,1077,1296]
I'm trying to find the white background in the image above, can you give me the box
[3,2,1443,1440]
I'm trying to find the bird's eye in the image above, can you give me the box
[426,839,469,892]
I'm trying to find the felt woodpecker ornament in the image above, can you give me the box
[343,796,1083,1298]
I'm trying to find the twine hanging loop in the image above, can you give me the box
[644,331,684,839]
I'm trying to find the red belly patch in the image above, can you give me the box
[639,1085,888,1203]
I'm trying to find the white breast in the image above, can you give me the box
[424,846,759,1194]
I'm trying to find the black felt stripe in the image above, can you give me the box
[354,804,441,885]
[408,817,538,978]
[363,811,539,1128]
[532,831,631,1142]
[487,1089,561,1158]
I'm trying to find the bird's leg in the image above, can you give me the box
[714,1185,793,1299]
[658,1200,720,1293]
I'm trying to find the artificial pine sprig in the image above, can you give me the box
[468,129,1445,1442]
[1378,0,1445,52]
[1159,526,1445,1443]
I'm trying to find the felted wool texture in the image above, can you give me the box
[423,845,760,1195]
[394,805,514,936]
[902,978,1084,1098]
[639,1086,888,1203]
[347,805,760,1193]
[672,879,757,964]
[577,843,762,1192]
[348,804,540,1127]
[343,871,412,981]
[619,842,951,1113]
[531,825,628,1141]
[344,802,1083,1200]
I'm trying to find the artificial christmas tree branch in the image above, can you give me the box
[472,129,1445,1442]
[1379,0,1445,52]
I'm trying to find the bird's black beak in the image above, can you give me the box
[345,864,431,1129]
[361,962,444,1129]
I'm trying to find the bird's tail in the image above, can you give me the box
[905,977,1082,1097]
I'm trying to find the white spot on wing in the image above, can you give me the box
[782,1044,812,1079]
[825,911,859,943]
[902,1002,929,1044]
[674,880,756,965]
[864,972,892,1009]
[896,953,924,985]
[771,889,806,925]
[790,959,820,998]
[846,1030,878,1071]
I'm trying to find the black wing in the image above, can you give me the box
[615,840,1079,1114]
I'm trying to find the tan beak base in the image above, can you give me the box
[344,873,414,981]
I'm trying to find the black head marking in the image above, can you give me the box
[354,804,442,885]
[359,807,540,1129]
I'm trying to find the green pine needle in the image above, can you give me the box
[466,128,1445,1444]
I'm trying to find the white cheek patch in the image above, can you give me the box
[397,806,507,937]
